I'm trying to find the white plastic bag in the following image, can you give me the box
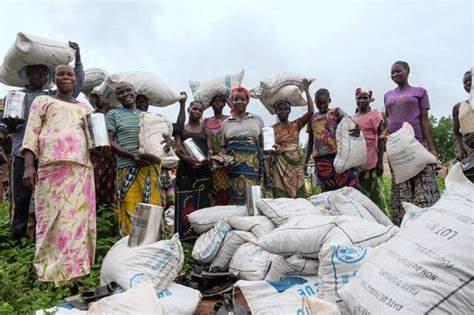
[227,215,276,238]
[0,32,75,87]
[256,198,324,226]
[334,116,367,174]
[308,191,334,210]
[309,187,392,226]
[95,71,183,107]
[138,112,179,169]
[444,162,474,201]
[259,72,315,96]
[100,234,184,292]
[189,70,244,107]
[192,221,231,264]
[229,242,276,280]
[318,245,378,303]
[210,230,256,270]
[265,254,319,280]
[257,85,308,114]
[88,279,165,315]
[326,193,379,224]
[386,122,437,184]
[340,187,392,226]
[258,215,398,258]
[303,297,341,315]
[156,282,202,315]
[339,194,474,314]
[187,205,246,234]
[236,275,320,314]
[82,68,108,96]
[400,202,426,228]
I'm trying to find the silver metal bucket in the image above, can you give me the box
[3,90,26,121]
[246,185,262,216]
[183,138,206,162]
[83,112,110,150]
[128,203,164,247]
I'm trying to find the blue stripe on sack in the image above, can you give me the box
[224,74,231,98]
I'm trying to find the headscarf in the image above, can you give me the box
[355,87,374,102]
[273,99,292,112]
[229,86,251,102]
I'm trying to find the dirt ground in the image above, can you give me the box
[195,288,250,314]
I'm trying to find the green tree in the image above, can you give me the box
[430,115,455,163]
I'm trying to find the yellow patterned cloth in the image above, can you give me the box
[116,164,161,236]
[212,167,230,191]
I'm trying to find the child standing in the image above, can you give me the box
[351,88,388,213]
[305,88,362,192]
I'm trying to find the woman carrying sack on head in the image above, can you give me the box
[265,79,314,198]
[220,87,265,205]
[384,61,440,226]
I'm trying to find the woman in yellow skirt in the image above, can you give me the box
[106,82,162,236]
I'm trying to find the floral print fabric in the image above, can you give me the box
[21,95,92,167]
[34,162,96,283]
[21,96,96,283]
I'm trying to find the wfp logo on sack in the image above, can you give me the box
[267,276,308,293]
[129,273,157,288]
[334,245,367,264]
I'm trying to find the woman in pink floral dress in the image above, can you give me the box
[21,65,96,283]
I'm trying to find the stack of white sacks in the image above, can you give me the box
[189,165,474,314]
[92,234,203,315]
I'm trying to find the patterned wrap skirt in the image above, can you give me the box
[226,137,263,205]
[34,161,96,283]
[264,145,306,198]
[314,154,362,193]
[175,162,211,239]
[116,164,162,236]
[92,151,116,208]
[390,164,440,226]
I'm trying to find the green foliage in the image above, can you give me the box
[0,203,119,314]
[430,115,455,163]
[382,176,392,218]
[181,242,195,273]
[305,176,321,196]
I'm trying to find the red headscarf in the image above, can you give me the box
[229,86,251,116]
[229,86,251,101]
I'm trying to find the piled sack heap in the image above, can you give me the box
[94,233,203,314]
[38,164,473,314]
[188,165,474,314]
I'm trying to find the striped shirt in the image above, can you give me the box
[106,108,141,169]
